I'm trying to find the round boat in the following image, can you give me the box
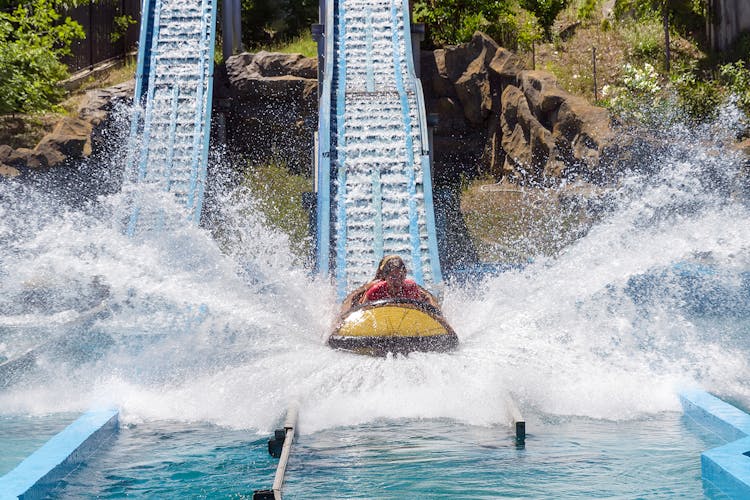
[328,298,458,356]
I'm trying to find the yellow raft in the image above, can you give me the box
[328,298,458,356]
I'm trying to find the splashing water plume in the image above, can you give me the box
[1,97,749,440]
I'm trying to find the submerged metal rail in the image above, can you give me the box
[253,407,299,500]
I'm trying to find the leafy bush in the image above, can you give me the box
[0,0,85,114]
[240,0,317,48]
[720,61,750,115]
[621,14,663,61]
[413,0,515,46]
[514,10,543,51]
[577,0,600,20]
[614,0,705,35]
[671,62,723,123]
[518,0,568,40]
[601,62,671,124]
[111,14,137,43]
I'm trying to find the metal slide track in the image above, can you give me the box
[316,0,442,298]
[124,0,218,236]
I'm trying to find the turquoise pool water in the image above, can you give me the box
[0,414,76,475]
[60,422,276,498]
[1,109,749,497]
[51,411,727,498]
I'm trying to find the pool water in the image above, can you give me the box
[60,422,277,498]
[0,413,76,475]
[53,411,724,498]
[1,92,750,498]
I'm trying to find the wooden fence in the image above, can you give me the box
[62,0,141,73]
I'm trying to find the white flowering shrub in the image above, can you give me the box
[601,62,671,125]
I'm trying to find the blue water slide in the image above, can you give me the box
[124,0,218,236]
[316,0,442,299]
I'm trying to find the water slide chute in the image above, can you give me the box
[124,0,218,236]
[315,0,454,353]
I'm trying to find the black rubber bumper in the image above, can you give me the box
[327,333,458,356]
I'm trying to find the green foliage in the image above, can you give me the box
[111,14,136,43]
[601,62,673,124]
[614,0,705,35]
[0,0,85,114]
[720,61,750,115]
[576,0,600,20]
[245,161,312,260]
[603,58,747,127]
[622,14,663,61]
[412,0,515,46]
[518,0,569,40]
[671,61,723,123]
[515,10,543,51]
[268,32,318,58]
[240,0,317,48]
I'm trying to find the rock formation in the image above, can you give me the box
[3,35,745,191]
[0,80,133,178]
[219,51,318,176]
[421,31,625,186]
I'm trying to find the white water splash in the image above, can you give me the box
[1,106,748,436]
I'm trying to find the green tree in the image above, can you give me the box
[0,0,85,114]
[413,0,515,47]
[240,0,317,47]
[518,0,568,40]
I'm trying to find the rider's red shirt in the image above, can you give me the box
[364,279,423,302]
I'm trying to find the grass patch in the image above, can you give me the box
[460,178,596,263]
[264,32,317,58]
[61,57,137,115]
[622,15,664,62]
[524,21,630,102]
[244,161,313,259]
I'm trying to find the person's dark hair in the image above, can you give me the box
[375,255,406,280]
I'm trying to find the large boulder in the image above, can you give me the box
[227,51,317,80]
[1,79,131,175]
[222,51,319,176]
[447,32,499,125]
[226,51,318,102]
[5,147,46,169]
[419,31,629,185]
[77,80,134,126]
[500,84,557,181]
[488,47,524,94]
[0,163,19,177]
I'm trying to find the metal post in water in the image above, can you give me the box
[222,0,234,62]
[231,0,242,54]
[313,0,326,98]
[222,0,242,62]
[505,395,526,446]
[254,406,299,500]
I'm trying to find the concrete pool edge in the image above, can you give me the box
[0,408,119,500]
[679,390,750,499]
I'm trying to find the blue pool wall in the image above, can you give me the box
[0,408,118,500]
[680,390,750,499]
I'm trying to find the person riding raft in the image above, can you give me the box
[339,255,439,312]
